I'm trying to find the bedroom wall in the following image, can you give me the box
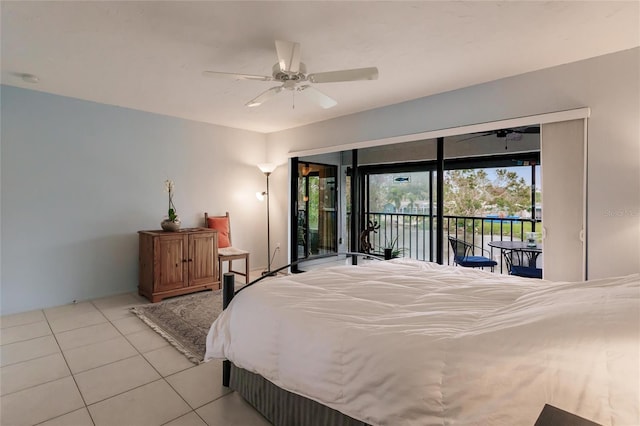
[266,47,640,280]
[0,86,268,315]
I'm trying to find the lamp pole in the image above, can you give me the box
[265,171,271,274]
[257,163,277,275]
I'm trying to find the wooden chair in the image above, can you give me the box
[448,236,497,271]
[205,212,250,284]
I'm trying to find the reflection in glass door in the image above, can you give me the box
[297,162,338,259]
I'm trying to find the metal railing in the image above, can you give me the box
[364,212,542,273]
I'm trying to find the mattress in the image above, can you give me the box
[205,259,640,426]
[230,363,369,426]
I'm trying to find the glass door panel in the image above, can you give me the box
[297,162,338,260]
[364,171,434,261]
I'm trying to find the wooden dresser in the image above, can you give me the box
[138,228,219,302]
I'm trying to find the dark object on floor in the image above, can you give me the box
[534,404,602,426]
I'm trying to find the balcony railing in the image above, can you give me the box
[364,212,542,274]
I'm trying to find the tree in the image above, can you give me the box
[444,168,531,217]
[443,169,491,217]
[367,168,531,218]
[367,174,391,211]
[487,169,531,215]
[387,187,404,211]
[302,176,319,229]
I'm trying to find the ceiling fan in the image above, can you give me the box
[454,126,540,148]
[202,40,379,109]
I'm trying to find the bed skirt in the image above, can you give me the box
[230,363,370,426]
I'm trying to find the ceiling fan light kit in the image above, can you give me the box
[203,40,379,109]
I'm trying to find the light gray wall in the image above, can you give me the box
[1,86,268,315]
[267,47,640,279]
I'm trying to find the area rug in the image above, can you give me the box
[131,290,222,364]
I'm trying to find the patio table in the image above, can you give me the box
[488,240,542,268]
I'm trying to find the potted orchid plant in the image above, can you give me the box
[161,179,181,231]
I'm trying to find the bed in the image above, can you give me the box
[204,258,639,426]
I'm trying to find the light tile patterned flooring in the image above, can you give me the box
[0,283,271,426]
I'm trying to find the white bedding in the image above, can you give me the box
[205,259,640,426]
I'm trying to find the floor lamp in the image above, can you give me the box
[257,163,277,274]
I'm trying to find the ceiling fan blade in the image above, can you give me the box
[453,132,493,143]
[275,40,301,74]
[308,67,379,83]
[297,85,337,109]
[246,86,283,107]
[202,71,273,81]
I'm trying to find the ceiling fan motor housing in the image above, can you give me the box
[272,62,307,83]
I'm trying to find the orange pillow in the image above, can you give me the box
[207,217,230,248]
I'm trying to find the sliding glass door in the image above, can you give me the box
[361,153,541,267]
[363,170,436,261]
[296,162,338,260]
[290,146,541,272]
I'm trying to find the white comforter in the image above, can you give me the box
[205,259,640,426]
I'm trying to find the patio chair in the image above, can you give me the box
[503,249,543,279]
[448,236,497,271]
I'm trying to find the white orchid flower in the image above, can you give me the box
[164,179,178,222]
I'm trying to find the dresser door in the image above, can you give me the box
[155,234,188,292]
[188,232,217,287]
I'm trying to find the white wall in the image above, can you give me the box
[266,48,640,279]
[1,86,268,315]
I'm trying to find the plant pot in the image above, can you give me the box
[161,219,181,232]
[384,248,393,260]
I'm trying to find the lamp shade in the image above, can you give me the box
[257,163,277,174]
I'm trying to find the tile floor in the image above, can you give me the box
[0,284,271,426]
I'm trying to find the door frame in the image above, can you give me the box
[287,108,590,277]
[290,160,339,271]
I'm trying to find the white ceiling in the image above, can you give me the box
[2,1,638,134]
